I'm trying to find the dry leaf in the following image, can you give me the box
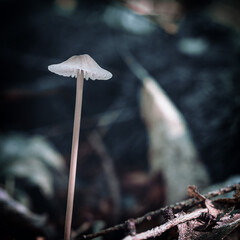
[205,199,221,218]
[188,185,205,201]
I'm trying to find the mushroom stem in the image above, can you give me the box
[64,70,84,240]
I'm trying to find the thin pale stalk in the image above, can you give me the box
[64,70,84,240]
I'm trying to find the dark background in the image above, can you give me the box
[0,0,240,239]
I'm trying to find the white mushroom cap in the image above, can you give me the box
[48,54,112,80]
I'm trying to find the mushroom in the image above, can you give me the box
[48,54,112,240]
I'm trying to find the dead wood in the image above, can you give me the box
[77,183,240,240]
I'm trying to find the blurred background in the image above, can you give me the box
[0,0,240,239]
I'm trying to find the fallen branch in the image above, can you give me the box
[77,183,239,240]
[123,208,208,240]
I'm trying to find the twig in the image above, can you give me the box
[87,130,121,217]
[77,183,239,240]
[126,219,137,236]
[79,221,126,240]
[204,184,240,199]
[123,208,208,240]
